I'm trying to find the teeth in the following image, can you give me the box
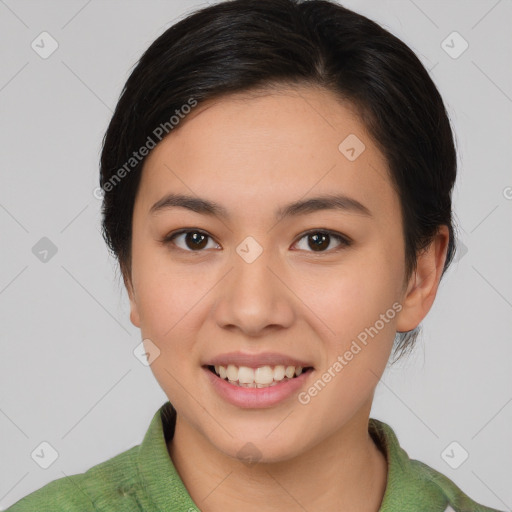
[211,364,307,387]
[273,365,285,380]
[226,364,238,381]
[238,366,255,384]
[285,365,295,379]
[254,365,274,384]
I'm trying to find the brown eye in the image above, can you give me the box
[294,230,351,253]
[165,230,219,252]
[163,228,351,254]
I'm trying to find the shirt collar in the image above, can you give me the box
[368,417,448,510]
[136,401,197,510]
[136,401,448,510]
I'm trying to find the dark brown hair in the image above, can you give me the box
[99,0,458,363]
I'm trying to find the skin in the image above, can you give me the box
[125,85,449,511]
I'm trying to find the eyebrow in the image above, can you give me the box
[149,193,372,221]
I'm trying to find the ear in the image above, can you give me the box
[122,265,141,328]
[395,225,450,333]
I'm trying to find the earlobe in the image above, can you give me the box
[395,226,450,333]
[128,283,141,328]
[123,271,141,328]
[129,301,141,328]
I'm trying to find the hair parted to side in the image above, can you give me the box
[99,0,458,364]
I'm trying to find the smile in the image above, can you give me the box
[207,364,313,388]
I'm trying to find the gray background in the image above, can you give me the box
[0,0,511,509]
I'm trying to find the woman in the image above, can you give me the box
[6,0,504,510]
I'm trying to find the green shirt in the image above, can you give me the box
[6,401,503,511]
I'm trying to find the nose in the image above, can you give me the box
[212,244,295,337]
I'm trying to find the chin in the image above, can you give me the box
[211,428,306,465]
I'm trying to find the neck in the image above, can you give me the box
[167,404,388,512]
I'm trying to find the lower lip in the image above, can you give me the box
[203,366,313,409]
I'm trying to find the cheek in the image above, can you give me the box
[135,268,204,340]
[130,227,200,331]
[130,244,178,335]
[132,265,205,395]
[297,242,403,375]
[306,253,401,331]
[295,256,400,428]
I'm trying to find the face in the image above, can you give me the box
[127,85,413,462]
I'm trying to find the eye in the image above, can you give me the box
[163,229,220,252]
[162,228,352,253]
[293,230,352,253]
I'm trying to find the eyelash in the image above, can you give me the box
[161,228,352,254]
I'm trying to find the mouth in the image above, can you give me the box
[205,364,314,389]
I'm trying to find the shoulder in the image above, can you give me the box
[408,458,505,512]
[5,445,141,512]
[369,418,505,512]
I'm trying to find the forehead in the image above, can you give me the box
[137,85,397,222]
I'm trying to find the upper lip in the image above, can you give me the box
[203,351,314,369]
